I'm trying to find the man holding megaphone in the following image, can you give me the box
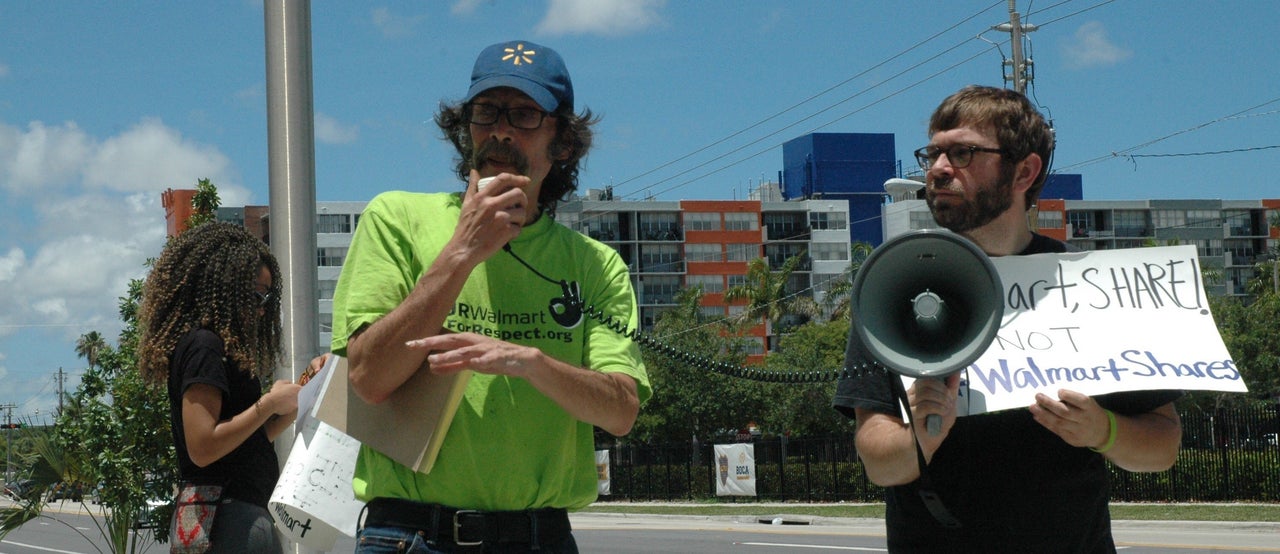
[833,86,1183,553]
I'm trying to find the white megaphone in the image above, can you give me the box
[849,230,1004,434]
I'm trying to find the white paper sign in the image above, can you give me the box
[268,417,363,550]
[932,245,1247,414]
[595,450,611,496]
[714,444,756,497]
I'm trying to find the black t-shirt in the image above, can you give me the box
[832,232,1183,553]
[167,329,279,508]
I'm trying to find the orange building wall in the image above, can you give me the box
[161,189,197,237]
[1264,199,1280,239]
[1035,199,1068,242]
[680,199,768,363]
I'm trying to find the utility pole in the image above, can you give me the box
[992,0,1038,94]
[2,403,15,484]
[55,367,66,418]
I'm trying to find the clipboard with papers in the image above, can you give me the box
[307,354,472,474]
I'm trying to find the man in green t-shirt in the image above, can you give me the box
[331,40,650,553]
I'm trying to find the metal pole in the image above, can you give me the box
[2,404,14,485]
[264,1,319,551]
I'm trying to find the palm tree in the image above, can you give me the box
[75,331,107,371]
[820,241,874,322]
[723,253,818,350]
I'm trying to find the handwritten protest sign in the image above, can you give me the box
[269,382,363,550]
[923,245,1248,415]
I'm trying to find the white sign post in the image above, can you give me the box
[714,444,756,497]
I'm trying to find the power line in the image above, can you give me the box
[1056,98,1280,173]
[612,1,1008,201]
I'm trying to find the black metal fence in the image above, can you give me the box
[598,404,1280,503]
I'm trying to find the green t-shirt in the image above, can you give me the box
[331,191,650,511]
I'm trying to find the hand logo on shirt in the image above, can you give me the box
[549,280,583,328]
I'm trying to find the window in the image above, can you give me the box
[810,242,849,261]
[685,243,722,263]
[724,212,759,231]
[727,274,747,289]
[317,247,347,267]
[686,274,724,294]
[1187,210,1221,228]
[726,243,759,262]
[1113,210,1148,237]
[1068,211,1095,234]
[559,211,580,231]
[318,279,337,300]
[319,313,332,333]
[639,212,680,240]
[812,272,846,296]
[581,216,620,241]
[1037,210,1063,229]
[1152,210,1185,230]
[685,212,720,231]
[698,305,726,320]
[809,211,847,230]
[316,214,351,234]
[640,243,682,272]
[1223,210,1251,236]
[640,275,681,305]
[1195,239,1223,257]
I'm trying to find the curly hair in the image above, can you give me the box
[928,85,1056,209]
[137,222,283,383]
[435,100,599,219]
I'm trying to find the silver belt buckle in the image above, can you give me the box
[453,510,483,546]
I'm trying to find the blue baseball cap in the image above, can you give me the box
[465,40,573,113]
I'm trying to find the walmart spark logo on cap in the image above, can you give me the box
[466,40,573,113]
[501,44,536,66]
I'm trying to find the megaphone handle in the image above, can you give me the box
[926,414,942,435]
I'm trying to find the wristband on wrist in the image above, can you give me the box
[1090,409,1118,453]
[255,396,266,416]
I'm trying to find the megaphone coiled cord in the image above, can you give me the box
[504,245,876,384]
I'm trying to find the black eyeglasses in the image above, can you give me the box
[914,144,1005,171]
[464,102,550,130]
[255,291,272,308]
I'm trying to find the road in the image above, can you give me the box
[3,501,1278,553]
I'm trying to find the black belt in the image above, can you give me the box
[363,497,572,547]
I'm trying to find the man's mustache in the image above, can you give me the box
[473,140,530,176]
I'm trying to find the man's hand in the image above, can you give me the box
[453,170,530,261]
[1029,389,1110,449]
[406,332,537,377]
[906,373,962,451]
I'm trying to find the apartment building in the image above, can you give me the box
[880,182,1280,298]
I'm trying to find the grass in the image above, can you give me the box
[585,501,1280,523]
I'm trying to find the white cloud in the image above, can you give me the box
[1062,21,1132,69]
[0,120,93,192]
[0,63,10,78]
[372,7,428,38]
[83,118,238,194]
[0,116,245,382]
[451,0,484,16]
[315,113,360,145]
[536,0,665,36]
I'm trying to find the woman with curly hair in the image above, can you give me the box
[138,222,300,553]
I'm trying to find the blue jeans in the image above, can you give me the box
[354,524,579,554]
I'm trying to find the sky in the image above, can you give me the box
[1,0,1277,423]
